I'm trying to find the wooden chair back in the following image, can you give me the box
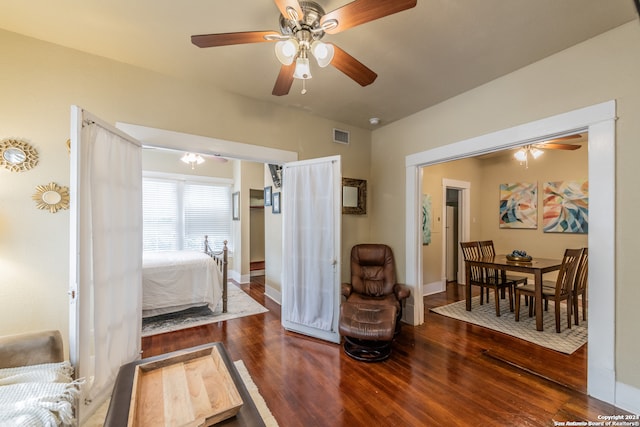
[553,248,584,298]
[460,241,483,282]
[574,248,588,295]
[478,240,496,257]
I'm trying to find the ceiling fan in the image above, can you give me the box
[514,134,582,168]
[191,0,417,96]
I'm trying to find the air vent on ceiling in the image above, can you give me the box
[333,128,350,145]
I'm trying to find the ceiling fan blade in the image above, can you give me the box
[191,31,280,48]
[538,143,582,150]
[330,45,377,86]
[273,0,304,21]
[321,0,417,34]
[534,134,583,150]
[272,63,296,96]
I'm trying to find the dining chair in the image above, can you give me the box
[514,248,583,332]
[460,241,513,316]
[572,248,588,325]
[478,240,528,303]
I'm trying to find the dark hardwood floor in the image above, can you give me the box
[142,278,627,426]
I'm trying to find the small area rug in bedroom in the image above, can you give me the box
[142,283,268,337]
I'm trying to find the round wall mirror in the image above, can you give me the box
[33,182,70,213]
[0,138,39,172]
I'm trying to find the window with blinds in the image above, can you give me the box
[143,176,231,252]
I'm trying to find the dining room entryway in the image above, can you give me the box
[405,100,615,403]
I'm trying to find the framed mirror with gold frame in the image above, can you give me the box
[0,138,39,172]
[32,182,70,213]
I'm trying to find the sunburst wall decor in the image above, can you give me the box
[0,138,39,172]
[32,182,70,213]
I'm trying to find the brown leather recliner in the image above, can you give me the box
[339,244,411,361]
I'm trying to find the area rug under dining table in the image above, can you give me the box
[142,283,269,337]
[430,295,587,354]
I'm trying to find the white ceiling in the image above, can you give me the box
[0,0,636,129]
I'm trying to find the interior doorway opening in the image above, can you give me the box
[445,188,460,283]
[405,100,616,403]
[249,188,266,276]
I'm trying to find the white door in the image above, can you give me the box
[69,106,143,423]
[281,155,341,344]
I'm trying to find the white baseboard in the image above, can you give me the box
[228,270,250,284]
[403,301,417,325]
[616,381,640,415]
[250,269,265,277]
[265,285,281,305]
[423,280,445,296]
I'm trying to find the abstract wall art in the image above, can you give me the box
[499,182,537,229]
[422,193,432,245]
[543,180,589,233]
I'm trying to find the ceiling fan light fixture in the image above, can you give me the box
[530,147,544,159]
[514,149,527,162]
[311,41,334,67]
[275,39,298,65]
[293,56,312,80]
[181,152,205,169]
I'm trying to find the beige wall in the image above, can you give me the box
[264,165,283,297]
[371,22,640,390]
[0,29,372,344]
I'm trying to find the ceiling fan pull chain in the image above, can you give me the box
[301,79,307,95]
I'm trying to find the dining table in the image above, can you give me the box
[464,255,563,331]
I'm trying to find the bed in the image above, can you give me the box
[142,237,228,318]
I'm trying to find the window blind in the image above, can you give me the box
[143,176,231,252]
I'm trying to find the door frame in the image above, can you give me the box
[441,179,470,286]
[405,100,616,403]
[116,122,297,164]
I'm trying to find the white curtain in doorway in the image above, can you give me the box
[77,123,142,403]
[282,160,336,331]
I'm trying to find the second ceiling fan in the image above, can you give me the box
[191,0,417,96]
[514,134,583,168]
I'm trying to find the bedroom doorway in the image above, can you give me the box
[116,122,298,302]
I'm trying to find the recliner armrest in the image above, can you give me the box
[341,282,353,298]
[393,283,411,301]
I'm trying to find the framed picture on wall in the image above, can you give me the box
[499,182,537,229]
[543,180,589,233]
[264,186,272,206]
[272,192,281,214]
[232,191,240,220]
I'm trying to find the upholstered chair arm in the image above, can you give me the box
[0,330,64,369]
[341,282,353,298]
[393,283,411,302]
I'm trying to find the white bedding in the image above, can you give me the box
[142,251,223,318]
